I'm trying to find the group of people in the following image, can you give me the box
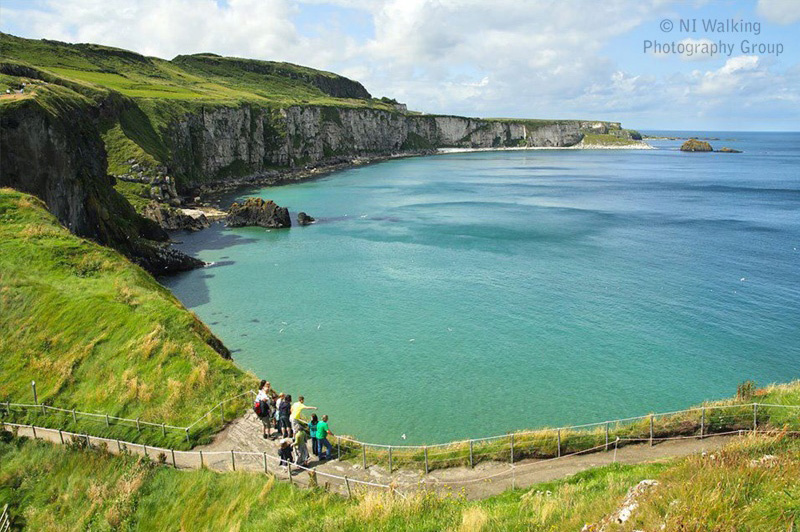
[254,380,335,468]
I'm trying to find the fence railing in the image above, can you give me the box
[0,504,9,532]
[5,420,800,498]
[3,386,799,475]
[330,402,800,473]
[1,422,394,498]
[0,388,255,446]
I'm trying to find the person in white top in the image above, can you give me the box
[255,380,274,439]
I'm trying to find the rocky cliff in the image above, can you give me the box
[0,93,201,274]
[164,105,629,187]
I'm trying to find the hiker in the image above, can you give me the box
[278,437,294,468]
[316,414,334,460]
[309,414,320,457]
[290,395,317,435]
[279,394,293,437]
[254,380,274,439]
[294,422,310,467]
[263,381,278,400]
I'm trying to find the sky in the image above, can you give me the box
[1,0,799,131]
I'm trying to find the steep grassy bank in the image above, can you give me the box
[1,429,797,530]
[0,189,250,447]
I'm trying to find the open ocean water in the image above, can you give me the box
[163,132,800,444]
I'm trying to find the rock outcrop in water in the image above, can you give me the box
[227,198,291,228]
[142,201,210,231]
[297,212,315,226]
[717,147,742,153]
[680,139,713,152]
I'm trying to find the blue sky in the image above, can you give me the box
[2,0,799,130]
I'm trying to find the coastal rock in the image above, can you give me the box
[297,211,315,225]
[680,139,713,152]
[717,147,742,153]
[143,201,210,231]
[227,197,291,228]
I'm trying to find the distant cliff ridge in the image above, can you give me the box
[166,105,634,186]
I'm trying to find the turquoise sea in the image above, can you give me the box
[163,132,800,444]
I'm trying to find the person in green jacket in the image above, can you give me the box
[316,414,334,460]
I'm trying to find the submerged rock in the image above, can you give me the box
[680,139,713,152]
[227,197,291,228]
[297,211,315,226]
[717,147,742,153]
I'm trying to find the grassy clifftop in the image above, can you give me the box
[0,32,382,108]
[0,189,249,444]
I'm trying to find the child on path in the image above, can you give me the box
[278,437,294,468]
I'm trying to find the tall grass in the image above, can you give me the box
[0,190,253,448]
[3,430,798,530]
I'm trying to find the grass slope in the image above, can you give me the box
[0,32,389,109]
[1,430,798,530]
[0,189,250,447]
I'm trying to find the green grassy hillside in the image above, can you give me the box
[1,429,798,530]
[0,33,383,108]
[0,189,250,447]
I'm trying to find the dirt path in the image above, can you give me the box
[200,412,734,499]
[9,416,734,500]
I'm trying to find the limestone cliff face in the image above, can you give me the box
[165,105,625,186]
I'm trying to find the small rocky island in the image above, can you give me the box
[680,139,713,152]
[227,198,291,228]
[680,139,742,153]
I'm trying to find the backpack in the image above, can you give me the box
[254,398,270,417]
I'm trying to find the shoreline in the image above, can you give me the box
[189,141,654,209]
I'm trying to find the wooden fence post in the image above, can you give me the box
[162,423,166,437]
[649,414,654,446]
[31,381,37,406]
[557,430,561,458]
[31,425,37,439]
[72,409,77,424]
[117,439,122,453]
[136,418,141,434]
[362,445,367,470]
[263,451,268,474]
[345,476,352,498]
[337,438,341,460]
[199,450,204,468]
[105,414,110,427]
[700,408,705,439]
[220,408,225,428]
[424,446,429,474]
[753,404,758,433]
[510,434,515,464]
[143,444,148,458]
[59,429,64,444]
[171,449,177,468]
[605,422,610,451]
[185,428,190,444]
[288,463,293,485]
[231,450,236,471]
[388,446,393,474]
[469,440,474,468]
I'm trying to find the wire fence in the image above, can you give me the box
[3,383,799,477]
[0,504,9,532]
[331,402,800,473]
[1,422,394,499]
[0,388,255,446]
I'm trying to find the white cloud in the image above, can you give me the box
[757,0,800,25]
